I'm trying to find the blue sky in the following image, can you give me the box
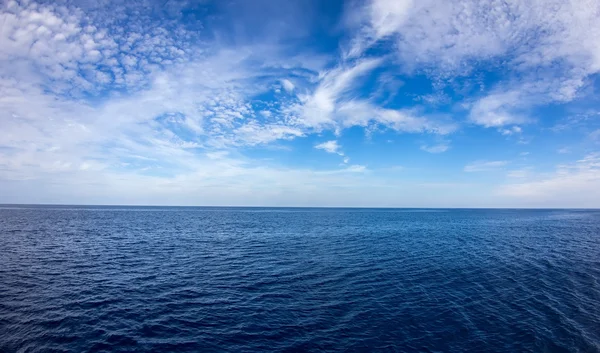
[1,0,600,207]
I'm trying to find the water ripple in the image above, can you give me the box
[1,207,599,352]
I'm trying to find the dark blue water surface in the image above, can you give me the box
[1,206,599,352]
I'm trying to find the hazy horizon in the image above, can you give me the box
[2,203,600,210]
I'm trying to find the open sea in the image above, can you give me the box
[0,206,599,352]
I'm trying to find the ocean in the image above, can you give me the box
[0,206,599,352]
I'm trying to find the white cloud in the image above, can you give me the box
[506,168,531,178]
[353,0,600,75]
[2,0,599,207]
[0,0,453,203]
[347,0,600,131]
[500,126,522,136]
[284,57,458,136]
[468,90,528,128]
[0,1,460,186]
[420,144,449,154]
[345,165,367,173]
[0,42,314,181]
[499,153,600,207]
[464,160,508,172]
[336,100,456,134]
[206,151,229,160]
[297,58,382,128]
[234,123,305,146]
[281,79,295,92]
[315,140,343,155]
[0,0,196,96]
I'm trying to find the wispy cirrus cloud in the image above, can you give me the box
[420,144,449,154]
[464,161,508,172]
[499,154,600,207]
[506,168,532,179]
[336,101,456,134]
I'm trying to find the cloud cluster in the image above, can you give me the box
[1,0,599,206]
[349,0,600,129]
[0,0,196,96]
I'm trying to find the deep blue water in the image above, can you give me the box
[1,206,599,352]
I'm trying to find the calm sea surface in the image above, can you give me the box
[0,206,599,352]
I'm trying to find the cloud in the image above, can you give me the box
[468,90,528,128]
[296,58,383,128]
[500,126,523,136]
[499,153,600,207]
[336,100,457,134]
[315,140,350,163]
[506,168,531,178]
[233,123,305,146]
[344,165,367,173]
[352,0,600,75]
[0,0,198,96]
[420,144,449,154]
[315,140,343,155]
[464,160,508,172]
[283,57,458,136]
[557,148,570,154]
[346,0,600,132]
[1,0,599,207]
[0,0,462,206]
[281,79,295,92]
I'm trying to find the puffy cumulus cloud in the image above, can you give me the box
[498,153,600,207]
[0,0,196,96]
[281,79,295,92]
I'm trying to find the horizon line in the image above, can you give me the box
[1,203,598,210]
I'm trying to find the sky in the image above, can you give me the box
[1,0,600,207]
